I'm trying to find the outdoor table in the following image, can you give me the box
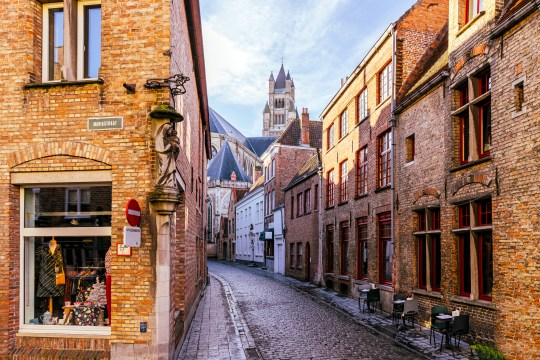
[436,314,454,349]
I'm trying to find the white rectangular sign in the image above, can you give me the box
[123,226,141,247]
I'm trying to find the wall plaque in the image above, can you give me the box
[88,117,123,130]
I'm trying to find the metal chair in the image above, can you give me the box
[402,298,419,328]
[363,288,381,314]
[430,305,449,346]
[443,314,470,356]
[392,293,407,326]
[357,284,371,312]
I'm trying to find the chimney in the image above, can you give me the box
[301,107,310,146]
[253,165,262,182]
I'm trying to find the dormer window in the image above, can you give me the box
[43,1,102,82]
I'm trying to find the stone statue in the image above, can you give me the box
[155,123,180,188]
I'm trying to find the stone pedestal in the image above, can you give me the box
[149,187,181,359]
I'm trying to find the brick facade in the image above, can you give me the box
[320,0,449,311]
[0,0,209,358]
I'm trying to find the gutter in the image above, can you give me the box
[491,0,540,39]
[390,22,397,291]
[184,0,212,159]
[393,70,450,115]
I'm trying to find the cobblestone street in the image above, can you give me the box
[180,260,470,359]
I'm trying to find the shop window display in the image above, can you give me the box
[22,185,112,328]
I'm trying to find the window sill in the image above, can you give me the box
[511,107,528,119]
[375,97,390,111]
[412,289,443,299]
[404,160,415,168]
[338,275,350,281]
[18,325,111,337]
[450,295,496,310]
[456,11,486,37]
[24,78,104,89]
[356,115,369,127]
[374,185,391,193]
[354,193,368,200]
[325,205,335,210]
[337,200,349,207]
[324,272,335,278]
[450,156,492,172]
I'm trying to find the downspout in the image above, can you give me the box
[390,23,397,293]
[316,149,324,286]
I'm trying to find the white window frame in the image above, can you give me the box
[42,2,64,82]
[77,0,101,80]
[358,88,368,121]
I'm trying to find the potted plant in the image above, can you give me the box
[470,344,505,360]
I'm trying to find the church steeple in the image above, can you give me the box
[262,63,296,137]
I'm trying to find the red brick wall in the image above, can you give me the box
[0,0,207,357]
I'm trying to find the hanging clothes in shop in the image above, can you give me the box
[36,243,65,298]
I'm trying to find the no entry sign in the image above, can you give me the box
[126,199,141,226]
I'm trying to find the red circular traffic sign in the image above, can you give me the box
[126,199,141,226]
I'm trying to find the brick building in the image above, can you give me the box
[392,0,540,358]
[320,0,449,310]
[0,0,210,358]
[262,108,322,273]
[283,153,322,283]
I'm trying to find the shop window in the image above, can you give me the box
[357,87,368,122]
[327,123,335,149]
[378,61,392,103]
[326,169,335,208]
[377,130,392,188]
[415,207,441,291]
[405,134,415,163]
[356,217,368,279]
[42,1,101,82]
[339,160,348,203]
[455,198,493,301]
[378,212,392,284]
[453,67,491,165]
[325,225,334,272]
[21,185,112,331]
[356,147,368,195]
[340,109,348,138]
[339,221,349,275]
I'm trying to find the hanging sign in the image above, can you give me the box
[123,226,141,247]
[126,199,141,226]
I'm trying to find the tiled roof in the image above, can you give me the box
[207,141,251,182]
[209,107,248,144]
[283,152,321,191]
[276,119,322,149]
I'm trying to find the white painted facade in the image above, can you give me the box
[272,206,285,275]
[235,186,265,265]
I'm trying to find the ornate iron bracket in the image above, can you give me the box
[144,74,190,106]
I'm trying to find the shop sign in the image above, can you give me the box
[88,117,123,130]
[123,226,141,247]
[126,199,141,226]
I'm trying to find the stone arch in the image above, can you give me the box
[412,187,441,204]
[8,141,112,169]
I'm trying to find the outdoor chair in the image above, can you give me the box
[430,305,449,346]
[363,288,381,314]
[357,284,371,312]
[401,298,419,328]
[392,293,407,326]
[442,314,470,356]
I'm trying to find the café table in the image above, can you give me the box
[436,314,454,350]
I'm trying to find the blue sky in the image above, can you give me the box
[200,0,417,137]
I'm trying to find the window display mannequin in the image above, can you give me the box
[36,237,65,315]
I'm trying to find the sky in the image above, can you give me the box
[200,0,417,137]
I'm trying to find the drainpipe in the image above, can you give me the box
[390,23,397,293]
[316,149,324,286]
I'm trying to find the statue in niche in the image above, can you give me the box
[155,123,180,188]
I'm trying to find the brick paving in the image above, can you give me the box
[180,260,474,359]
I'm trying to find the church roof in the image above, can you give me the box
[246,137,277,157]
[268,71,274,82]
[209,107,249,144]
[286,70,291,80]
[210,107,276,157]
[263,102,270,114]
[207,141,251,182]
[275,64,287,89]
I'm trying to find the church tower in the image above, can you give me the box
[262,64,296,136]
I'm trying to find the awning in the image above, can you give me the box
[260,228,274,241]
